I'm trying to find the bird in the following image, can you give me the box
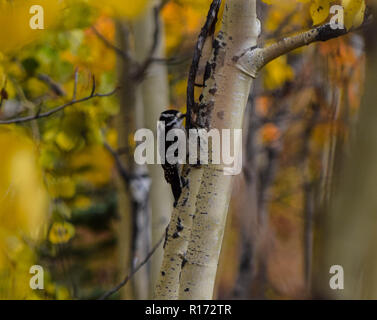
[158,110,186,207]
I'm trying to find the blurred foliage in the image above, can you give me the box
[0,0,63,53]
[216,0,366,299]
[0,127,48,299]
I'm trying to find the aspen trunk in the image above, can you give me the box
[114,23,136,300]
[155,0,260,300]
[154,167,203,299]
[179,0,260,300]
[133,1,172,298]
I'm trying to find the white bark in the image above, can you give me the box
[154,167,203,299]
[178,0,259,299]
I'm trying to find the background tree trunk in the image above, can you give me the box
[314,17,377,299]
[133,0,172,299]
[115,21,150,300]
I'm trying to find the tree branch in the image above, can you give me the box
[186,0,222,130]
[0,74,119,125]
[236,16,372,79]
[98,233,165,300]
[258,17,372,72]
[103,141,131,184]
[103,141,150,186]
[92,3,171,83]
[132,6,161,81]
[0,79,8,108]
[36,73,66,97]
[91,26,132,61]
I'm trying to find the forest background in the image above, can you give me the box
[0,0,373,300]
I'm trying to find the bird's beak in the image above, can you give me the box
[178,112,186,120]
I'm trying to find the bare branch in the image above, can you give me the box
[36,74,66,97]
[91,26,131,61]
[132,6,161,81]
[0,79,8,108]
[115,146,131,155]
[0,77,118,125]
[92,3,171,82]
[35,103,43,117]
[103,141,131,184]
[90,75,96,97]
[103,141,150,185]
[98,233,165,300]
[72,68,79,100]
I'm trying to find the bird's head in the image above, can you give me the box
[159,110,186,127]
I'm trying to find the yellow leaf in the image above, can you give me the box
[49,222,75,244]
[56,286,71,300]
[0,127,48,239]
[264,0,307,33]
[342,0,366,30]
[69,146,114,186]
[310,0,330,25]
[56,131,77,152]
[47,176,76,199]
[89,0,150,19]
[74,196,92,210]
[0,127,49,298]
[0,0,63,53]
[264,56,294,90]
[106,128,118,150]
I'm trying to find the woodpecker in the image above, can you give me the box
[158,110,186,207]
